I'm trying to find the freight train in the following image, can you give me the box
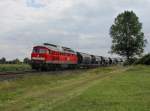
[31,43,123,70]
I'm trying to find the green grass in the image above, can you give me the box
[0,64,31,72]
[0,65,150,111]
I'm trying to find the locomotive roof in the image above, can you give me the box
[35,43,76,54]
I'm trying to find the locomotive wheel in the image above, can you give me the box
[69,64,77,69]
[31,63,40,71]
[41,64,48,71]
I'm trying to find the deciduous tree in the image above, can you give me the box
[110,11,147,60]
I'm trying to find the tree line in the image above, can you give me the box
[0,57,31,64]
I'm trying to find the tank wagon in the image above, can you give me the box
[31,43,123,70]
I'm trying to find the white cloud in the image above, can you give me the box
[0,0,150,60]
[0,0,73,34]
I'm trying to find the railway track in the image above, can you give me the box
[0,70,37,75]
[0,69,86,81]
[0,70,39,81]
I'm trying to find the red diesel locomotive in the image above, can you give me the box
[31,43,123,70]
[31,43,78,70]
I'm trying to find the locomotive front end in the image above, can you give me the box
[31,46,51,70]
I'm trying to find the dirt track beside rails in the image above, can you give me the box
[0,71,34,81]
[0,69,89,81]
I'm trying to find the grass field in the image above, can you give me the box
[0,64,31,72]
[0,65,150,111]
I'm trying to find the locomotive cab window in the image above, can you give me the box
[32,48,48,54]
[32,48,39,53]
[39,49,47,54]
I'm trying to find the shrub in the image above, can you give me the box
[134,54,150,65]
[123,58,138,66]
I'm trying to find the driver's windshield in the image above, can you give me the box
[33,48,47,54]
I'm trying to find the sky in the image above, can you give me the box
[0,0,150,60]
